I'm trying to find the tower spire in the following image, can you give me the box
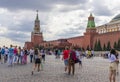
[90,13,93,17]
[87,13,95,28]
[34,10,40,33]
[36,10,39,20]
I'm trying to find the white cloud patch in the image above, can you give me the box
[43,10,88,41]
[0,0,119,47]
[0,37,23,47]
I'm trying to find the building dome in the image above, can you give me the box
[110,14,120,22]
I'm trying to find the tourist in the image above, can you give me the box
[17,46,21,64]
[13,46,18,64]
[62,46,70,73]
[57,49,61,59]
[0,47,1,63]
[20,49,24,64]
[41,49,45,63]
[115,50,119,75]
[55,48,58,58]
[31,48,41,75]
[87,50,92,58]
[23,48,28,64]
[108,49,119,82]
[8,45,14,66]
[29,47,34,63]
[76,50,82,67]
[4,47,9,63]
[68,47,76,75]
[91,50,94,57]
[1,46,5,64]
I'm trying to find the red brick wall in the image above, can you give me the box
[24,42,33,50]
[93,31,120,49]
[67,36,84,48]
[83,28,98,49]
[25,28,120,50]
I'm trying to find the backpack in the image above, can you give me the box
[69,50,79,63]
[69,50,77,64]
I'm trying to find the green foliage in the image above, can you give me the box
[34,45,39,49]
[107,41,111,51]
[94,40,102,51]
[94,40,97,51]
[117,39,120,50]
[103,43,107,51]
[97,40,102,51]
[82,47,85,51]
[114,42,117,50]
[39,45,44,50]
[87,45,90,50]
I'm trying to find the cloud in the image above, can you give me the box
[0,0,88,11]
[0,31,30,43]
[57,27,85,39]
[0,0,119,47]
[91,0,113,16]
[7,21,33,32]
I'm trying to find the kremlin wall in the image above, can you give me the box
[24,12,120,50]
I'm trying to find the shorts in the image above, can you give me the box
[78,60,82,64]
[42,55,45,58]
[64,59,68,66]
[35,58,41,64]
[109,62,117,71]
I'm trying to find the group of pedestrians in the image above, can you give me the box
[54,49,61,59]
[0,45,29,66]
[0,45,119,82]
[85,49,94,58]
[62,47,83,75]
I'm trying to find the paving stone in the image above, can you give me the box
[0,55,119,82]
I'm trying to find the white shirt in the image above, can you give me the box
[5,48,9,55]
[29,49,34,55]
[108,53,116,62]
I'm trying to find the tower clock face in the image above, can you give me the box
[36,27,39,30]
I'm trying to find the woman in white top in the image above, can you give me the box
[108,49,119,82]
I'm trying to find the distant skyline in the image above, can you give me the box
[0,0,120,47]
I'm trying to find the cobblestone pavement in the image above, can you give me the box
[0,55,120,82]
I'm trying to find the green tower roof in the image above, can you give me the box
[87,13,95,28]
[87,20,95,28]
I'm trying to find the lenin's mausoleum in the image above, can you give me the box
[24,12,120,50]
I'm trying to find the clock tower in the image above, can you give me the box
[31,10,43,46]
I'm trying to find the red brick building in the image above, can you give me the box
[24,12,120,50]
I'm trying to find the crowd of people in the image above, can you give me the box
[0,45,119,82]
[0,45,29,66]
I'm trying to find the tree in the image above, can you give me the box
[113,42,117,50]
[94,40,97,51]
[107,41,111,51]
[39,45,44,50]
[97,40,102,51]
[82,47,85,51]
[34,44,39,48]
[87,45,90,50]
[103,43,106,51]
[117,39,120,50]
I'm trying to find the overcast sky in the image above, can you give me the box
[0,0,120,47]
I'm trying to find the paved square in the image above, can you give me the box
[0,55,119,82]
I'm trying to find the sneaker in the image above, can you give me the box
[38,69,40,72]
[31,71,33,75]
